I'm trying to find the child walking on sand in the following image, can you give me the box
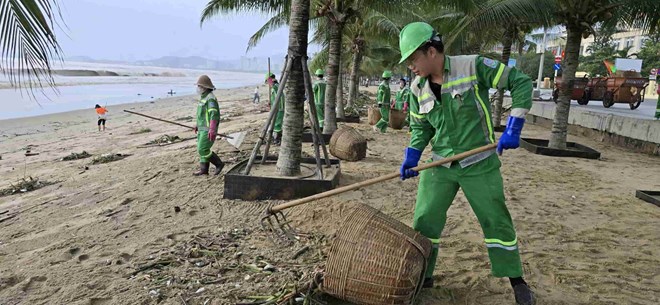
[95,104,108,131]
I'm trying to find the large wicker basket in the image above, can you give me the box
[367,106,382,125]
[389,109,406,130]
[329,126,367,161]
[323,204,432,305]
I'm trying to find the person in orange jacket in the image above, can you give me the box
[95,104,108,131]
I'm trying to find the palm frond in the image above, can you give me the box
[200,0,290,25]
[0,0,63,91]
[246,11,289,51]
[309,45,329,70]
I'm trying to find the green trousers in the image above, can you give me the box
[375,105,390,132]
[315,103,325,129]
[197,132,215,162]
[274,110,284,133]
[413,154,523,279]
[655,95,660,119]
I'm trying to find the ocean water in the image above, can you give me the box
[0,61,263,120]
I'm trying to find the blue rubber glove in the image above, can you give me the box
[400,147,422,180]
[497,116,525,155]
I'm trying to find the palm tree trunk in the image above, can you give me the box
[336,64,345,118]
[548,23,581,149]
[493,26,515,129]
[323,20,343,134]
[347,49,363,108]
[276,0,310,176]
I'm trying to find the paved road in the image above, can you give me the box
[508,88,658,120]
[562,98,658,120]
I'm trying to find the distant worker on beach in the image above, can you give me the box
[253,86,260,104]
[193,75,224,176]
[94,104,108,132]
[266,73,285,145]
[313,69,327,129]
[373,70,392,133]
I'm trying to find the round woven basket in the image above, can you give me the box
[323,204,432,305]
[389,109,406,130]
[329,126,367,161]
[368,106,382,125]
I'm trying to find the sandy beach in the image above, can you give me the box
[0,85,659,305]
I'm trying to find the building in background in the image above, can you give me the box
[544,27,648,57]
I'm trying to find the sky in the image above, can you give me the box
[55,0,294,61]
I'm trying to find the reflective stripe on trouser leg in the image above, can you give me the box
[315,104,324,129]
[197,133,215,162]
[458,154,523,278]
[375,106,390,132]
[274,110,284,133]
[412,163,460,279]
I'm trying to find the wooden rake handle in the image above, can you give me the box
[267,143,498,214]
[123,110,233,139]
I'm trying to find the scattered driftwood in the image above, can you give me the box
[61,151,92,161]
[91,153,129,165]
[138,135,196,148]
[1,177,54,197]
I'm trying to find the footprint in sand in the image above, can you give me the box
[78,254,90,262]
[69,247,81,256]
[114,253,132,265]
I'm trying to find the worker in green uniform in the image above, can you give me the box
[265,73,285,144]
[373,70,392,133]
[394,77,412,128]
[193,75,224,176]
[397,22,535,305]
[313,69,327,128]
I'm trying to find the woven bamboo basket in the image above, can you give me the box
[389,109,406,130]
[323,204,432,305]
[367,106,382,125]
[329,126,367,161]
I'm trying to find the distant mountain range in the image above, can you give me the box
[66,55,286,73]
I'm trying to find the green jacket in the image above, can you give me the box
[377,81,391,107]
[313,79,327,106]
[196,92,220,132]
[408,55,532,167]
[270,82,285,112]
[395,87,411,110]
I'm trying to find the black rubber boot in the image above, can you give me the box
[421,277,434,288]
[513,283,536,305]
[209,153,225,176]
[193,162,210,176]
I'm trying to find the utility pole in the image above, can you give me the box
[536,27,547,92]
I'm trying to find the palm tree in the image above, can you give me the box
[492,25,537,129]
[0,0,63,92]
[454,0,659,149]
[456,0,550,128]
[317,0,407,135]
[276,0,311,176]
[545,0,659,149]
[201,0,293,52]
[201,0,309,176]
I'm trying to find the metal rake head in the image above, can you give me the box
[260,209,298,244]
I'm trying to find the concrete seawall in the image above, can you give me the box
[525,101,660,155]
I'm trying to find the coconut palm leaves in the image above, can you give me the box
[0,0,63,91]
